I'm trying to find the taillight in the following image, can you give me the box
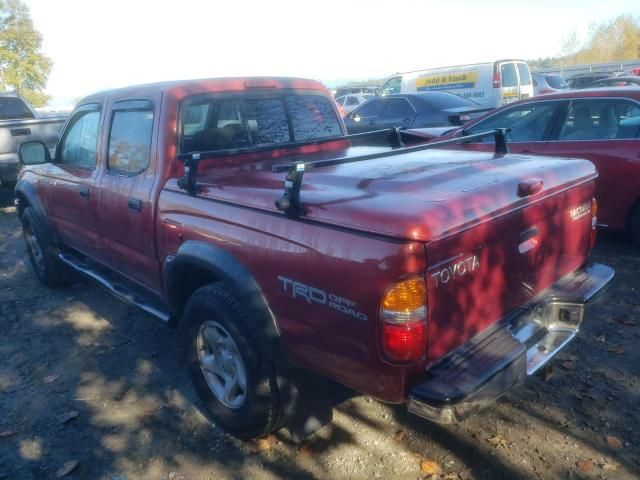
[540,89,554,95]
[381,277,427,362]
[589,197,598,252]
[493,73,501,88]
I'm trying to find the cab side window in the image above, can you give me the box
[59,109,100,168]
[381,76,402,96]
[108,100,154,175]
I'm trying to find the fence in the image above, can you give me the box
[533,60,640,77]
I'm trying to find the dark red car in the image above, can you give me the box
[409,87,640,245]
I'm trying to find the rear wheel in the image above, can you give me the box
[183,283,283,439]
[20,207,72,287]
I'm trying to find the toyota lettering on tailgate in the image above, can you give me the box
[431,255,480,288]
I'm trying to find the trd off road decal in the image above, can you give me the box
[278,276,368,321]
[431,255,480,288]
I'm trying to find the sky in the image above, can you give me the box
[23,0,639,108]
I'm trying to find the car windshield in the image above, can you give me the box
[546,75,568,89]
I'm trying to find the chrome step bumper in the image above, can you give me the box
[407,262,614,424]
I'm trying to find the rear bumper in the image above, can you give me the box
[407,262,614,424]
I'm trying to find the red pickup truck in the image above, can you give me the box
[14,77,613,440]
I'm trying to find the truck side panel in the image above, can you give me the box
[158,188,428,402]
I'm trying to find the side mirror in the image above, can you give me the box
[18,141,51,165]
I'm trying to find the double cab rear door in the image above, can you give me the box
[40,91,163,293]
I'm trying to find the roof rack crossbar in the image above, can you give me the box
[273,128,509,174]
[273,128,509,217]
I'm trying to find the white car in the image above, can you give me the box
[335,94,372,115]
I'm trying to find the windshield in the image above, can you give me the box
[0,96,35,120]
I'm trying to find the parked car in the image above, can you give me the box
[334,85,378,98]
[343,92,490,134]
[532,73,568,95]
[585,76,640,88]
[408,87,640,245]
[335,94,371,115]
[0,93,66,187]
[566,72,614,89]
[15,76,612,441]
[378,59,533,108]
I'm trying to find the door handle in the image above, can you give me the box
[127,198,142,212]
[11,128,31,137]
[79,188,89,198]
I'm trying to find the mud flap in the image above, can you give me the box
[278,370,333,443]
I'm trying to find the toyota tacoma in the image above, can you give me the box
[14,77,613,440]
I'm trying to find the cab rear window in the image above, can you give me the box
[180,93,342,153]
[0,96,34,120]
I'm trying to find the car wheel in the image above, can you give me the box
[630,205,640,248]
[183,283,283,440]
[20,206,72,287]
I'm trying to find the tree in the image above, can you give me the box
[558,31,580,66]
[529,14,640,69]
[0,0,51,107]
[580,14,640,63]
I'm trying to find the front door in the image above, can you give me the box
[43,103,102,258]
[94,97,161,292]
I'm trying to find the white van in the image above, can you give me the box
[379,60,533,108]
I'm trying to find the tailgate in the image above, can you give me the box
[424,178,596,364]
[0,118,66,155]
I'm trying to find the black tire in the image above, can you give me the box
[183,283,283,440]
[20,206,72,287]
[631,205,640,248]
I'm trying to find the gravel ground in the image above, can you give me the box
[0,186,639,480]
